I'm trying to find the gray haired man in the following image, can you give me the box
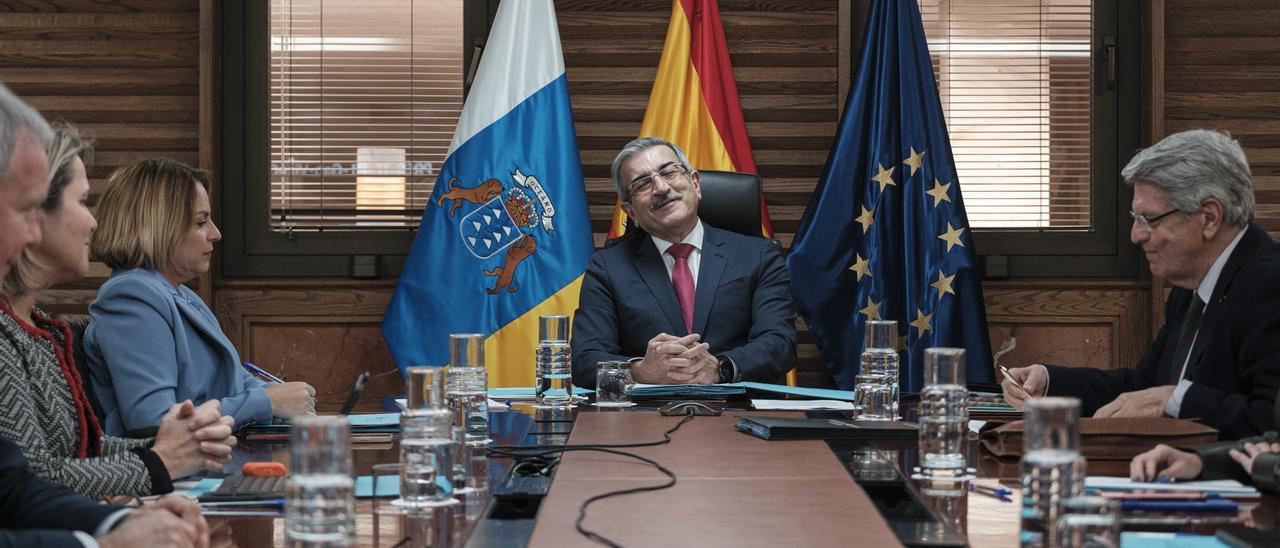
[0,83,52,278]
[1003,129,1280,440]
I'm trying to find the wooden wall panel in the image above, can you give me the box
[0,0,203,310]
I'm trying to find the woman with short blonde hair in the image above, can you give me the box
[85,158,315,435]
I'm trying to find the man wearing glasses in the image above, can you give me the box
[570,137,796,388]
[1003,129,1280,440]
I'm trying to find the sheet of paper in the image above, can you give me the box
[968,420,987,433]
[751,399,855,410]
[1086,476,1258,494]
[355,475,401,498]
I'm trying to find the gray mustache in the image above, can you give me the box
[650,192,681,210]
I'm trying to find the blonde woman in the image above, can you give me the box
[85,158,315,436]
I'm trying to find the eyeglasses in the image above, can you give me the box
[627,164,687,199]
[1129,207,1181,232]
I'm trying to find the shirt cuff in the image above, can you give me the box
[1164,379,1193,417]
[73,531,100,548]
[1038,364,1050,395]
[723,355,741,383]
[94,508,133,537]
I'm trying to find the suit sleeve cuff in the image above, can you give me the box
[73,531,100,548]
[94,508,133,537]
[1164,379,1193,417]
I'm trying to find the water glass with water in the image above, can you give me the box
[400,366,455,506]
[535,315,575,408]
[595,361,634,406]
[855,320,900,420]
[446,333,490,446]
[919,347,968,477]
[1056,496,1120,548]
[287,415,356,547]
[1019,397,1086,548]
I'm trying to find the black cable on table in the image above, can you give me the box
[485,413,697,547]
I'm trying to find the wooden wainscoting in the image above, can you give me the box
[984,281,1151,373]
[213,279,1152,391]
[213,281,401,412]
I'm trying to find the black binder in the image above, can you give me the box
[735,415,918,441]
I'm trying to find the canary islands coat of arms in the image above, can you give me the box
[435,168,557,294]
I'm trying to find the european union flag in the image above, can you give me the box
[382,0,593,386]
[787,0,993,392]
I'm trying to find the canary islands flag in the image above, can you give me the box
[382,0,592,387]
[787,0,994,392]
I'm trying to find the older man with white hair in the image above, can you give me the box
[1003,129,1280,440]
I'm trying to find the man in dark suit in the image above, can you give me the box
[1003,129,1280,440]
[571,137,796,387]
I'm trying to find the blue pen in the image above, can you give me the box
[242,361,284,384]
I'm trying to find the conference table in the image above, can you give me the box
[213,399,1279,547]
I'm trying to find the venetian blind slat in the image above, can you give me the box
[920,0,1093,230]
[270,0,463,232]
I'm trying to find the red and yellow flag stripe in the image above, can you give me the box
[606,0,773,239]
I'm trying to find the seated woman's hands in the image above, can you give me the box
[265,381,317,417]
[152,400,237,479]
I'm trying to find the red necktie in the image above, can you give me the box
[668,243,695,334]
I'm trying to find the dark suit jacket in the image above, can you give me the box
[0,436,124,547]
[571,224,797,387]
[1045,224,1280,440]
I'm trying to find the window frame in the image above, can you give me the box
[219,0,497,277]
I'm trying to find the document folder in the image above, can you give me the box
[735,415,917,441]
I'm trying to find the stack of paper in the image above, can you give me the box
[1085,476,1260,499]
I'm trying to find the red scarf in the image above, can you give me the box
[0,300,103,458]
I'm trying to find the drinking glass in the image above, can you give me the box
[595,361,634,407]
[1019,397,1086,548]
[535,315,575,408]
[855,320,899,420]
[919,348,968,477]
[286,415,355,547]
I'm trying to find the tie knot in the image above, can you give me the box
[668,243,694,261]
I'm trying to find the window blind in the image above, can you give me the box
[919,0,1093,230]
[270,0,463,231]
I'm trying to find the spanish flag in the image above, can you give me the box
[606,0,773,239]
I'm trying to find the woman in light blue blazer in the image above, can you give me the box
[84,159,316,435]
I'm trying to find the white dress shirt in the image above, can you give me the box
[650,219,705,288]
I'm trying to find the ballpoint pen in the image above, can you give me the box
[998,365,1024,391]
[242,361,285,383]
[969,483,1013,502]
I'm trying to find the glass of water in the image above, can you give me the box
[1056,496,1120,548]
[535,315,575,408]
[855,319,899,420]
[400,367,455,506]
[287,415,356,547]
[446,333,490,446]
[1019,397,1086,548]
[594,361,634,407]
[919,347,968,478]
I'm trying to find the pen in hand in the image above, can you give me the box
[242,361,285,384]
[999,365,1025,392]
